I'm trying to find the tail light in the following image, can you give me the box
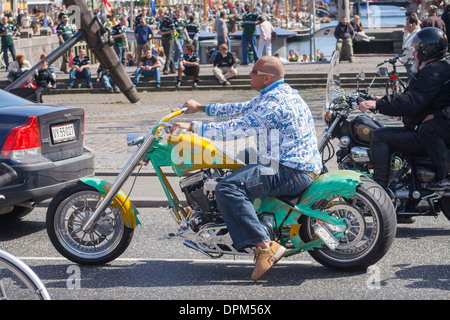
[0,116,42,159]
[390,75,398,80]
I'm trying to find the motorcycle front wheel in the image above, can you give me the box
[300,178,397,271]
[46,181,134,265]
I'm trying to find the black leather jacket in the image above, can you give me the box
[376,55,450,130]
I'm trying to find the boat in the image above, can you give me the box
[316,0,331,17]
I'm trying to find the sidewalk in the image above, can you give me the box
[2,52,403,173]
[0,53,403,91]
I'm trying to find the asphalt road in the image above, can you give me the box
[0,204,449,302]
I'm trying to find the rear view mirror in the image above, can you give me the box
[356,71,365,81]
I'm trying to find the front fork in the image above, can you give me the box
[81,132,156,232]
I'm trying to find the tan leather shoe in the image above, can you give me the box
[251,241,286,282]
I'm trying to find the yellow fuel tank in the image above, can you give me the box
[168,134,244,176]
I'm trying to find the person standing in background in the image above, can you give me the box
[173,9,188,69]
[402,15,420,79]
[441,4,450,50]
[257,15,274,57]
[241,4,262,65]
[421,5,446,33]
[158,9,176,75]
[56,15,77,73]
[210,11,230,62]
[185,15,200,55]
[134,17,154,63]
[112,16,128,67]
[0,16,18,70]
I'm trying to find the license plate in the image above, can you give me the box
[51,123,76,143]
[314,223,339,251]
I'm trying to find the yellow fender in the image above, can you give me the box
[80,177,140,228]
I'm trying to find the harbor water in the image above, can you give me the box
[288,5,408,60]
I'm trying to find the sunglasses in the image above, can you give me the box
[250,68,275,76]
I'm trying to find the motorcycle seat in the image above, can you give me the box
[277,192,304,207]
[413,148,450,167]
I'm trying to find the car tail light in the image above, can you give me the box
[0,116,42,159]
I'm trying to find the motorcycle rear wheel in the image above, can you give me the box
[46,181,134,265]
[300,178,397,271]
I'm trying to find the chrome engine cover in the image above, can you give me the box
[350,147,370,163]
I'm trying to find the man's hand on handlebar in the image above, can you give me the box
[358,100,377,113]
[169,122,193,134]
[182,99,205,114]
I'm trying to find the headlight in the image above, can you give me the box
[323,107,335,123]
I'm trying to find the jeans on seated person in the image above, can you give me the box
[133,67,161,85]
[215,162,313,251]
[101,75,119,91]
[69,68,92,86]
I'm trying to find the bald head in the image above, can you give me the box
[250,56,285,91]
[257,56,285,81]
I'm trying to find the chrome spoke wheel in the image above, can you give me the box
[53,190,126,261]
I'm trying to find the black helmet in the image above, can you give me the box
[410,27,448,63]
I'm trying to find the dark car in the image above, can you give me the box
[0,89,94,219]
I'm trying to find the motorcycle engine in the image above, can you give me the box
[179,169,228,230]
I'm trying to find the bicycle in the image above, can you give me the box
[0,163,50,300]
[358,55,408,96]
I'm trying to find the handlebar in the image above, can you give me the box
[152,106,189,136]
[0,163,17,187]
[376,54,406,67]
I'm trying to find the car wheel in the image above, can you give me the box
[0,206,34,221]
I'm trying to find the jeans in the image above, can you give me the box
[241,35,258,64]
[133,67,161,84]
[215,163,313,250]
[173,38,184,68]
[2,44,16,69]
[68,68,92,86]
[34,86,48,103]
[162,38,175,73]
[101,75,119,91]
[114,46,127,67]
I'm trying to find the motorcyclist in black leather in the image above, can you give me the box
[418,105,450,190]
[358,27,450,190]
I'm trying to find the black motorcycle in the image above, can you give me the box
[319,52,450,222]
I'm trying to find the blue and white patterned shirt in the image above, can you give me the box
[195,80,322,173]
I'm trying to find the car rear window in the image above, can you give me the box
[0,90,33,107]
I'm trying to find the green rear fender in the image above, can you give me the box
[80,177,141,229]
[299,170,365,208]
[294,170,365,223]
[254,170,366,227]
